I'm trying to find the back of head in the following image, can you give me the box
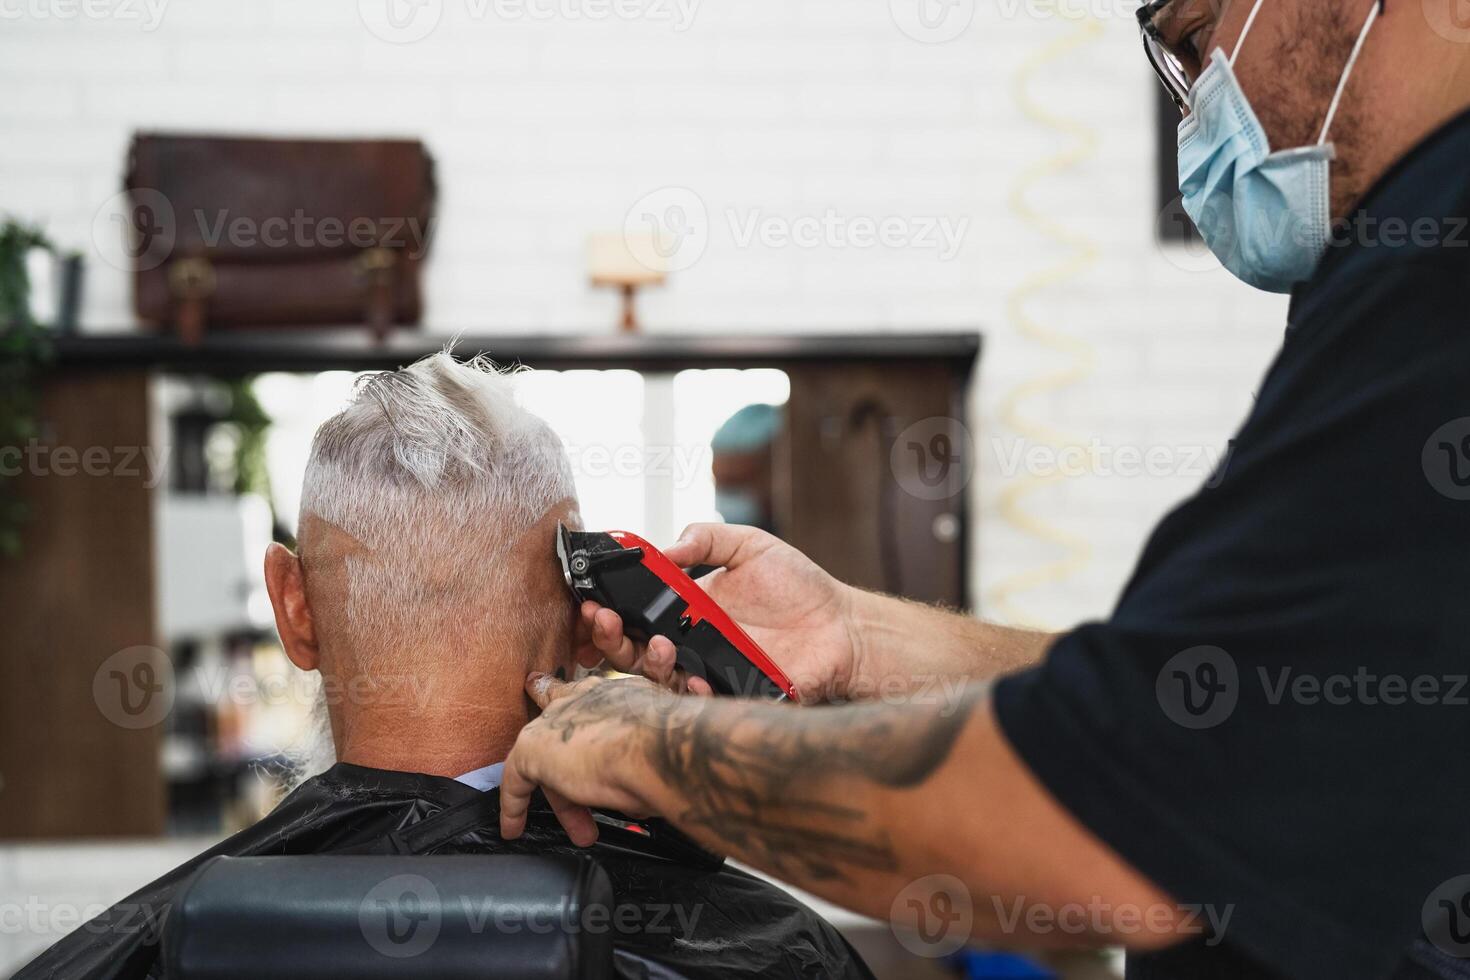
[298,351,578,684]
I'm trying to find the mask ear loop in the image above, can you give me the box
[1318,0,1382,144]
[1227,0,1269,67]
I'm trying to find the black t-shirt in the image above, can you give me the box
[994,107,1470,980]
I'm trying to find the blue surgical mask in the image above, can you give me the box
[1177,0,1380,293]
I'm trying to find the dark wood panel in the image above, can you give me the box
[783,363,969,609]
[0,372,164,838]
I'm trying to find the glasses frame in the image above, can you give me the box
[1137,0,1192,117]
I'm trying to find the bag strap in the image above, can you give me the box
[356,247,398,343]
[168,256,216,346]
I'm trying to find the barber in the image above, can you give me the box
[502,1,1470,976]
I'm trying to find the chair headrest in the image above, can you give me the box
[163,854,615,980]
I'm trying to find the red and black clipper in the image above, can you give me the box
[556,523,798,701]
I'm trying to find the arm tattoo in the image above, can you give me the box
[645,686,984,883]
[539,680,641,743]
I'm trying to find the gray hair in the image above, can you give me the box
[285,351,577,787]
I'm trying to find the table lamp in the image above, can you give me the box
[589,232,669,333]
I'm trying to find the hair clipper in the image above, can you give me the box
[556,523,797,701]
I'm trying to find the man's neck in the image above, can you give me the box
[331,688,531,779]
[1339,21,1470,219]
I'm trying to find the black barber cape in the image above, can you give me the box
[18,763,873,980]
[995,108,1470,979]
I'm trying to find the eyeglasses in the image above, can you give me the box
[1137,0,1195,117]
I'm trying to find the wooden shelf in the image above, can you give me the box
[49,329,982,376]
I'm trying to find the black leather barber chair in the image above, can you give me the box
[162,855,615,980]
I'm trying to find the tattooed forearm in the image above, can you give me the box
[645,685,985,883]
[538,680,643,743]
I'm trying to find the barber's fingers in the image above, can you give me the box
[632,636,717,697]
[544,788,598,848]
[574,602,628,669]
[575,604,715,698]
[664,522,767,570]
[499,751,584,844]
[499,753,536,840]
[525,672,577,709]
[573,602,604,669]
[499,757,610,848]
[583,609,686,693]
[640,638,715,696]
[643,635,679,687]
[590,606,641,671]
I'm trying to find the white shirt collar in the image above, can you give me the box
[454,761,505,793]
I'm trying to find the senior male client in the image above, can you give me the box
[18,353,872,980]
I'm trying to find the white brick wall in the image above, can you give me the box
[0,0,1290,626]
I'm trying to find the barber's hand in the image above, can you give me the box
[573,605,714,696]
[500,672,683,846]
[573,524,859,703]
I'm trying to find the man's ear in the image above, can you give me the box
[264,542,320,671]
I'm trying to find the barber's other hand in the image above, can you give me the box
[500,672,683,846]
[574,524,859,703]
[573,604,714,696]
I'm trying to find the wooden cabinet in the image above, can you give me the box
[0,372,165,838]
[783,362,970,608]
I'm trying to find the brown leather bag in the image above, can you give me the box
[126,134,436,344]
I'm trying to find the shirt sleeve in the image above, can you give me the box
[993,260,1470,980]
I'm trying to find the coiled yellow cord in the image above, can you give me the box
[985,17,1106,628]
